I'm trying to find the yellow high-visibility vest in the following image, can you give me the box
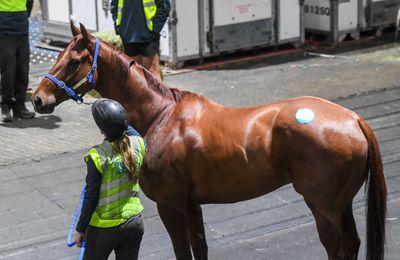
[85,136,146,228]
[116,0,157,31]
[0,0,27,12]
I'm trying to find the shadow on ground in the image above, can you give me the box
[0,115,61,129]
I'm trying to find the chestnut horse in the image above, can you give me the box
[32,23,387,260]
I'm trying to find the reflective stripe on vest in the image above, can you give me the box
[142,0,157,31]
[84,136,145,228]
[0,0,27,12]
[115,0,157,31]
[116,0,124,27]
[100,174,131,192]
[98,189,138,206]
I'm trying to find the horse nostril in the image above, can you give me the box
[34,97,43,108]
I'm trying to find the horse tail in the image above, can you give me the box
[357,117,387,260]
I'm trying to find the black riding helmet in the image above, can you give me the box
[91,98,129,140]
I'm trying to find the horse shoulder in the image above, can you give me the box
[141,101,200,178]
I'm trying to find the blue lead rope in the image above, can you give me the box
[67,185,87,260]
[78,241,86,260]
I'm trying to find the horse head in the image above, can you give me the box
[32,22,185,134]
[32,22,98,113]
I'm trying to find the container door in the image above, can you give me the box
[175,0,200,58]
[304,0,331,32]
[278,0,300,42]
[160,21,170,58]
[71,0,97,31]
[338,0,358,31]
[47,0,70,23]
[97,0,115,32]
[367,0,400,28]
[209,0,273,52]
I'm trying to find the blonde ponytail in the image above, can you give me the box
[111,134,137,180]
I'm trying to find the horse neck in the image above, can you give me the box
[94,46,171,135]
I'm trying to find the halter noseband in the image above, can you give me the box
[45,38,101,104]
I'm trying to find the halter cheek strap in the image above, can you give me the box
[45,38,101,104]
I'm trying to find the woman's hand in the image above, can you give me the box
[74,232,86,248]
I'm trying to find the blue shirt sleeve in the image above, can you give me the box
[126,125,147,149]
[76,158,102,233]
[126,125,141,137]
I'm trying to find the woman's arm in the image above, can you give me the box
[127,125,141,137]
[75,158,102,233]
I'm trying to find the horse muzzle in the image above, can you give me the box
[31,95,55,114]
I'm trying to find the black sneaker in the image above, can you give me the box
[13,104,35,119]
[1,104,12,122]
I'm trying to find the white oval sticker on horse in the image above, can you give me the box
[295,108,315,124]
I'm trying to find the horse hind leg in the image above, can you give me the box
[187,204,208,260]
[308,203,343,260]
[157,203,192,260]
[307,202,360,260]
[340,206,361,259]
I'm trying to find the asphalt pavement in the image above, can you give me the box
[1,40,400,259]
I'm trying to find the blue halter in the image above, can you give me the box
[45,38,101,104]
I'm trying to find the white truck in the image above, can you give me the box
[41,0,304,68]
[303,0,400,42]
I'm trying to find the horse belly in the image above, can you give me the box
[187,107,290,203]
[190,150,290,204]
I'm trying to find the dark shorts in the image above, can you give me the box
[123,40,160,57]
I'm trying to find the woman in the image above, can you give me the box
[74,98,146,260]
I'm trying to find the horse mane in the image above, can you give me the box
[140,67,190,103]
[100,40,190,103]
[101,41,132,76]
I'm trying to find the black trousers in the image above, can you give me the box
[84,214,144,260]
[0,35,30,106]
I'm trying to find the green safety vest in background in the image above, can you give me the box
[116,0,157,31]
[0,0,27,12]
[85,135,146,228]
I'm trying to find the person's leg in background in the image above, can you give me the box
[123,41,162,80]
[0,36,17,122]
[142,53,161,81]
[132,55,143,66]
[123,41,142,66]
[13,35,34,118]
[142,40,161,80]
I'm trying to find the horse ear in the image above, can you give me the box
[79,23,94,47]
[70,20,80,36]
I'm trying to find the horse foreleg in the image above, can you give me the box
[157,203,192,260]
[187,204,208,260]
